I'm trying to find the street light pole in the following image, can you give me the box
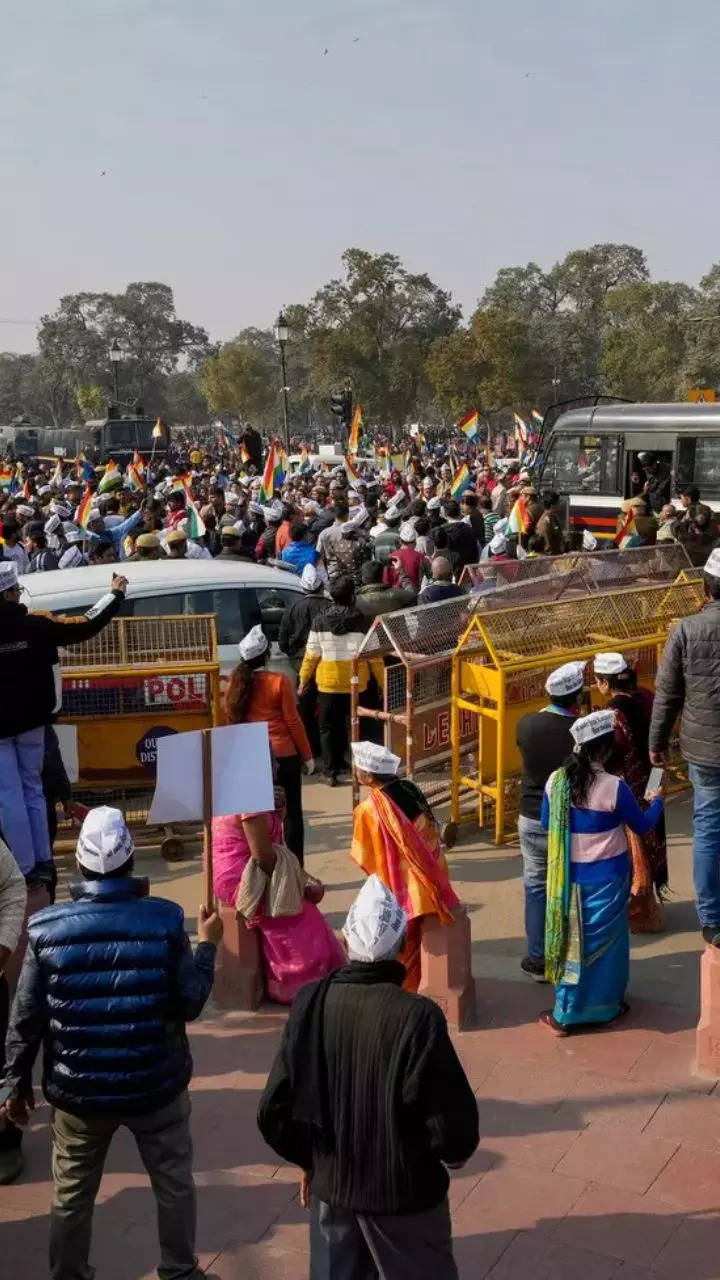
[274,312,290,451]
[109,339,122,408]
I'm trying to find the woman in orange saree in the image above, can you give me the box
[350,740,459,990]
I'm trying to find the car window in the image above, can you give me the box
[184,589,244,646]
[253,585,301,642]
[132,593,185,618]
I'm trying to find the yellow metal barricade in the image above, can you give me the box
[59,615,220,831]
[450,579,705,844]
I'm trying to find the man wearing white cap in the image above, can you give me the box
[651,546,720,946]
[515,662,585,980]
[384,521,426,594]
[4,806,222,1276]
[258,875,478,1279]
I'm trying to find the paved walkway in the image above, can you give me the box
[4,783,719,1279]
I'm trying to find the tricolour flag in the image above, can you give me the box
[275,446,287,489]
[133,450,146,476]
[348,404,362,455]
[458,409,479,440]
[98,459,121,493]
[184,491,206,539]
[125,461,144,491]
[345,453,359,485]
[531,408,543,429]
[259,442,277,502]
[299,443,311,471]
[75,485,94,530]
[513,412,529,449]
[0,466,13,491]
[152,417,165,440]
[507,495,532,536]
[450,463,471,498]
[615,512,637,549]
[171,473,193,492]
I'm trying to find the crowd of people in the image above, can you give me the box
[2,427,720,1277]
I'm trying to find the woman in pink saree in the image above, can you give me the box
[212,787,344,1004]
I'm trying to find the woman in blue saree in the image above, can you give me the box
[540,709,664,1036]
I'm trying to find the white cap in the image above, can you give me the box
[59,546,84,568]
[0,562,19,592]
[248,500,264,515]
[399,521,416,543]
[238,624,269,661]
[422,476,434,489]
[263,500,283,522]
[44,514,61,536]
[77,806,134,874]
[351,740,401,776]
[489,531,508,555]
[545,661,585,697]
[38,484,52,497]
[705,548,720,579]
[594,652,628,676]
[570,709,616,747]
[50,501,72,518]
[301,563,322,592]
[427,496,441,512]
[342,874,408,963]
[582,530,598,550]
[64,525,84,544]
[16,503,34,519]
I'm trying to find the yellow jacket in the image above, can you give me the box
[299,611,384,695]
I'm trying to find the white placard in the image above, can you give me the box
[54,723,79,784]
[147,722,274,824]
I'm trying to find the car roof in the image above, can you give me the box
[19,558,305,609]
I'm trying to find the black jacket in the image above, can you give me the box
[278,593,328,659]
[258,962,479,1214]
[439,520,478,570]
[355,583,416,618]
[4,876,216,1118]
[650,600,720,765]
[0,588,123,739]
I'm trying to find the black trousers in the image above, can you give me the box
[310,1196,458,1280]
[275,753,305,866]
[318,692,351,779]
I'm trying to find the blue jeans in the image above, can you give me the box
[689,763,720,928]
[518,814,548,962]
[0,727,50,875]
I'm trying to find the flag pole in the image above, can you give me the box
[201,728,214,914]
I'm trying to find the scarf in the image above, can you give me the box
[290,960,405,1154]
[544,768,582,986]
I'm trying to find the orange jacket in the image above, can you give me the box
[275,520,293,555]
[243,670,312,761]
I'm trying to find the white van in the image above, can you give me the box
[18,559,307,673]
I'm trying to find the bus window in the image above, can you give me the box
[692,437,720,488]
[545,436,602,493]
[604,436,621,493]
[676,437,696,489]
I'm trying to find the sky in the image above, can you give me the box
[2,0,719,353]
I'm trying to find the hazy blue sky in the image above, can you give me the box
[2,0,718,352]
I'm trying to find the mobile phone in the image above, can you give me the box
[645,767,664,799]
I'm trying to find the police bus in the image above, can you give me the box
[535,401,720,541]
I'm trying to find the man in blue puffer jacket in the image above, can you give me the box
[3,806,223,1280]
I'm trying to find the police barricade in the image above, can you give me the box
[458,542,692,593]
[450,577,705,844]
[58,614,220,850]
[350,569,611,827]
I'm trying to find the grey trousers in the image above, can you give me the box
[49,1090,201,1280]
[310,1195,458,1280]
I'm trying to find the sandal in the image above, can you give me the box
[539,1010,569,1038]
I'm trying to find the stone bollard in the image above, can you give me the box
[696,943,720,1078]
[213,904,264,1011]
[418,905,476,1031]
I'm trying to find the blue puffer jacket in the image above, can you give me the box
[4,877,216,1118]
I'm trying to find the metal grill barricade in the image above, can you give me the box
[59,615,220,834]
[450,578,705,844]
[459,543,692,593]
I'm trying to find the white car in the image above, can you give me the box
[18,559,307,674]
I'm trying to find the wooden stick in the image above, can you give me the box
[201,728,214,913]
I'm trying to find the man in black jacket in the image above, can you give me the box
[650,548,720,945]
[258,875,478,1279]
[3,805,221,1279]
[439,498,479,572]
[0,563,126,883]
[278,564,328,755]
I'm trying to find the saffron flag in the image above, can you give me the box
[133,450,146,476]
[171,473,193,492]
[22,474,31,501]
[615,512,637,548]
[507,495,532,536]
[458,409,479,441]
[513,413,529,449]
[299,443,311,471]
[75,485,94,530]
[98,459,121,493]
[531,408,543,429]
[125,461,144,491]
[275,446,287,489]
[152,417,165,440]
[240,441,251,465]
[0,466,13,491]
[348,404,362,455]
[450,463,471,498]
[259,442,277,501]
[345,453,359,485]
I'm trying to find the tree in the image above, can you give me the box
[201,341,276,420]
[301,249,460,428]
[602,281,698,401]
[75,384,106,422]
[163,371,210,424]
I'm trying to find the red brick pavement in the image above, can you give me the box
[3,980,720,1279]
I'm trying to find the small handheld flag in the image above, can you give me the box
[531,408,543,429]
[75,485,94,530]
[513,413,529,449]
[152,417,165,440]
[259,442,277,502]
[98,459,121,494]
[348,404,362,455]
[450,463,471,498]
[183,491,206,539]
[507,495,532,536]
[52,458,64,489]
[240,442,251,465]
[458,409,479,441]
[0,465,13,491]
[345,453,359,485]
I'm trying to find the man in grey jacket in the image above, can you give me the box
[650,547,720,945]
